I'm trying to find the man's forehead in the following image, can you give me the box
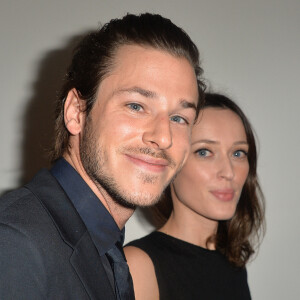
[113,43,193,69]
[95,44,198,105]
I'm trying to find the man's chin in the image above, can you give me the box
[98,179,161,209]
[116,188,163,209]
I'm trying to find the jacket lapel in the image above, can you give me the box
[70,231,116,299]
[26,169,116,299]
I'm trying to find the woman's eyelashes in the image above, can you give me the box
[195,148,212,157]
[233,149,248,159]
[194,148,248,159]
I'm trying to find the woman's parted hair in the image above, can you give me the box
[50,13,205,161]
[151,93,265,268]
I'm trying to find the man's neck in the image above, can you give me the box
[63,153,135,229]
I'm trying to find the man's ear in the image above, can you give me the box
[64,88,86,135]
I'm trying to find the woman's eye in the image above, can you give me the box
[128,103,143,111]
[233,150,248,158]
[170,115,187,124]
[196,149,211,157]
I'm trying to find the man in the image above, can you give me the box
[0,13,205,299]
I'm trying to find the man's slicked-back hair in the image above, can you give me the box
[51,13,205,161]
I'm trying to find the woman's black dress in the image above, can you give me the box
[127,231,251,300]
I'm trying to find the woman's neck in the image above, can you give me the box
[159,208,218,250]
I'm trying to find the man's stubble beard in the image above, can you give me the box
[79,119,174,209]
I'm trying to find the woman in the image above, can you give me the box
[124,93,265,300]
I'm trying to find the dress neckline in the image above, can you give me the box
[153,231,219,256]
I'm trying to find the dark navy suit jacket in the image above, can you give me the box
[0,169,116,299]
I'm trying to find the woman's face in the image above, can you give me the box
[171,107,249,222]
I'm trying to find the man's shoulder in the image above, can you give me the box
[0,186,41,223]
[0,169,54,217]
[0,170,91,299]
[0,169,65,238]
[0,169,74,261]
[0,168,87,247]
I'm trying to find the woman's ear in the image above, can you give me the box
[64,88,86,135]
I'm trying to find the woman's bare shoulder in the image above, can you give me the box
[124,245,159,300]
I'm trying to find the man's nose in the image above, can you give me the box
[142,115,172,150]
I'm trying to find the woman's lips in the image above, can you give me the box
[210,189,235,201]
[125,154,169,172]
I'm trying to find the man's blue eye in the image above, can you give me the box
[128,103,142,111]
[170,116,186,124]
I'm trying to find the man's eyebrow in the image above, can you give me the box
[114,87,157,98]
[114,87,196,110]
[180,99,196,111]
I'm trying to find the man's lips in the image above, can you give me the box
[210,189,235,201]
[125,154,169,172]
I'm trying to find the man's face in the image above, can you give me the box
[80,45,198,208]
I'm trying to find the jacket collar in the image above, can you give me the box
[25,169,115,299]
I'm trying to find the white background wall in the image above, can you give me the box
[1,1,299,299]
